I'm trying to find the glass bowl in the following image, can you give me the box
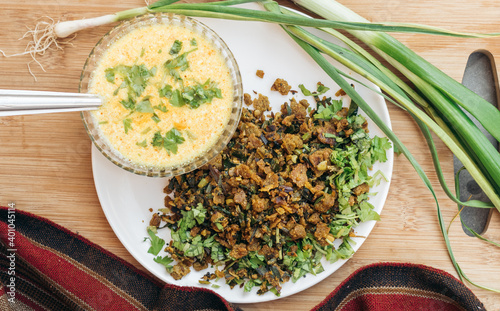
[80,13,243,177]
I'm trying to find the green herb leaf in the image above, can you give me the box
[105,68,115,83]
[164,49,197,81]
[163,127,185,154]
[192,203,207,224]
[178,203,207,231]
[183,79,223,109]
[159,84,173,98]
[151,113,161,123]
[146,229,165,256]
[152,131,164,147]
[154,255,174,268]
[371,136,392,163]
[313,100,342,120]
[105,64,156,98]
[334,239,355,260]
[151,128,185,154]
[169,40,183,55]
[358,201,380,222]
[299,83,330,96]
[135,98,154,113]
[123,118,133,134]
[120,97,136,110]
[298,84,312,96]
[215,223,224,231]
[244,280,256,292]
[170,89,185,107]
[317,84,330,94]
[154,104,168,113]
[169,79,223,109]
[136,139,148,148]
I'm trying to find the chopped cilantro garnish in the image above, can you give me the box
[136,140,147,148]
[167,204,216,260]
[105,68,115,83]
[154,255,174,270]
[164,49,197,81]
[123,118,133,134]
[159,84,173,98]
[120,96,136,110]
[145,229,165,256]
[358,201,381,222]
[153,104,168,113]
[313,100,343,120]
[190,38,197,46]
[170,89,184,107]
[169,40,183,55]
[317,84,330,94]
[168,79,223,109]
[135,98,154,113]
[151,128,185,154]
[104,64,156,98]
[183,79,223,109]
[244,280,257,292]
[164,128,185,154]
[151,131,164,147]
[371,136,392,163]
[299,83,330,96]
[178,203,207,230]
[151,113,161,123]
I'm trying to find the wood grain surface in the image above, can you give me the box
[1,0,500,310]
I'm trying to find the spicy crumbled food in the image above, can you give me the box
[147,83,391,295]
[270,78,292,95]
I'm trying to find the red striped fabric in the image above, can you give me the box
[0,206,240,311]
[0,207,486,310]
[312,262,486,311]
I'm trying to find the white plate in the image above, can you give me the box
[91,4,393,304]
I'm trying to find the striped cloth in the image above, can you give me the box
[0,207,486,310]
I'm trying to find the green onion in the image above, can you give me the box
[262,0,500,292]
[12,0,500,68]
[291,0,500,198]
[281,24,499,209]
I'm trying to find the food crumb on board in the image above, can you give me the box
[256,69,265,78]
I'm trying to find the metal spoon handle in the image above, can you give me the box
[0,89,102,116]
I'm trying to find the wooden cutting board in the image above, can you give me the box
[0,0,499,309]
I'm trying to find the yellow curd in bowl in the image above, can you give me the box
[88,21,235,169]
